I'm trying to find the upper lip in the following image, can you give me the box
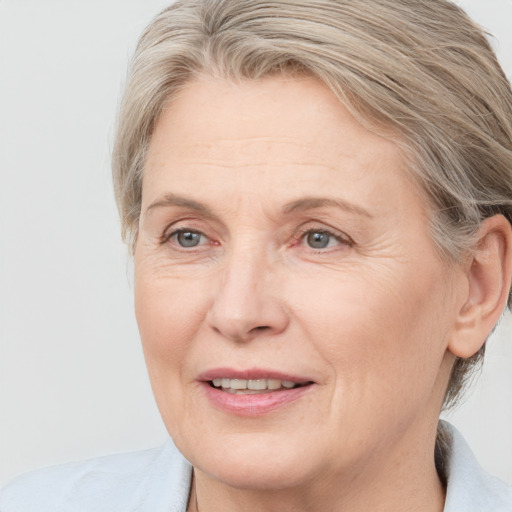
[197,367,314,384]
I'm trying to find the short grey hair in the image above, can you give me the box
[112,0,512,408]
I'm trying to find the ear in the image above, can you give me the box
[448,215,512,359]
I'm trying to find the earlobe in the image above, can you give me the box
[448,215,512,359]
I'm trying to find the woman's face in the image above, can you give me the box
[135,76,463,490]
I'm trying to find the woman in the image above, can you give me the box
[1,0,511,510]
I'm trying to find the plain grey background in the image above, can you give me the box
[1,0,511,485]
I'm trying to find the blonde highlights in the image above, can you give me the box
[112,0,512,407]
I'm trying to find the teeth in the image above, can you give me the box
[211,378,301,391]
[267,379,281,390]
[230,379,247,390]
[247,379,266,390]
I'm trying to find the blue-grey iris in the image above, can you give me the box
[177,231,201,247]
[307,231,330,249]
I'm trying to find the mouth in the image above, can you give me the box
[198,369,315,415]
[208,378,311,394]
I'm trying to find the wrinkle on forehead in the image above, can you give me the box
[147,75,401,167]
[143,75,423,228]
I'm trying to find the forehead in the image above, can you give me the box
[148,75,399,166]
[143,75,424,220]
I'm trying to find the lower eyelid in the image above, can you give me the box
[161,225,351,250]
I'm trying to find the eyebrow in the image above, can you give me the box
[145,193,216,218]
[282,197,373,218]
[144,193,373,219]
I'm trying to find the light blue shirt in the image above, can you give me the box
[1,423,511,511]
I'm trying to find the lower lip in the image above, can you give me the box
[201,382,313,416]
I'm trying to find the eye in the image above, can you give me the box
[169,230,206,248]
[299,228,351,250]
[305,231,332,249]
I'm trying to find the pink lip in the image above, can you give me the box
[197,367,312,383]
[197,367,315,416]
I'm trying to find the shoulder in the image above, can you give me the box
[0,440,192,512]
[442,421,512,512]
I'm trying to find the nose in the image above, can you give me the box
[206,247,289,342]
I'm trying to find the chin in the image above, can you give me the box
[174,427,328,491]
[198,455,318,492]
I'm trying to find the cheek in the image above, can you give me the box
[133,270,215,439]
[290,262,452,405]
[134,270,209,382]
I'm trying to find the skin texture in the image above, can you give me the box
[134,75,512,512]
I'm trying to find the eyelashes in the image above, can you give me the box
[162,224,353,254]
[168,230,208,248]
[295,227,353,251]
